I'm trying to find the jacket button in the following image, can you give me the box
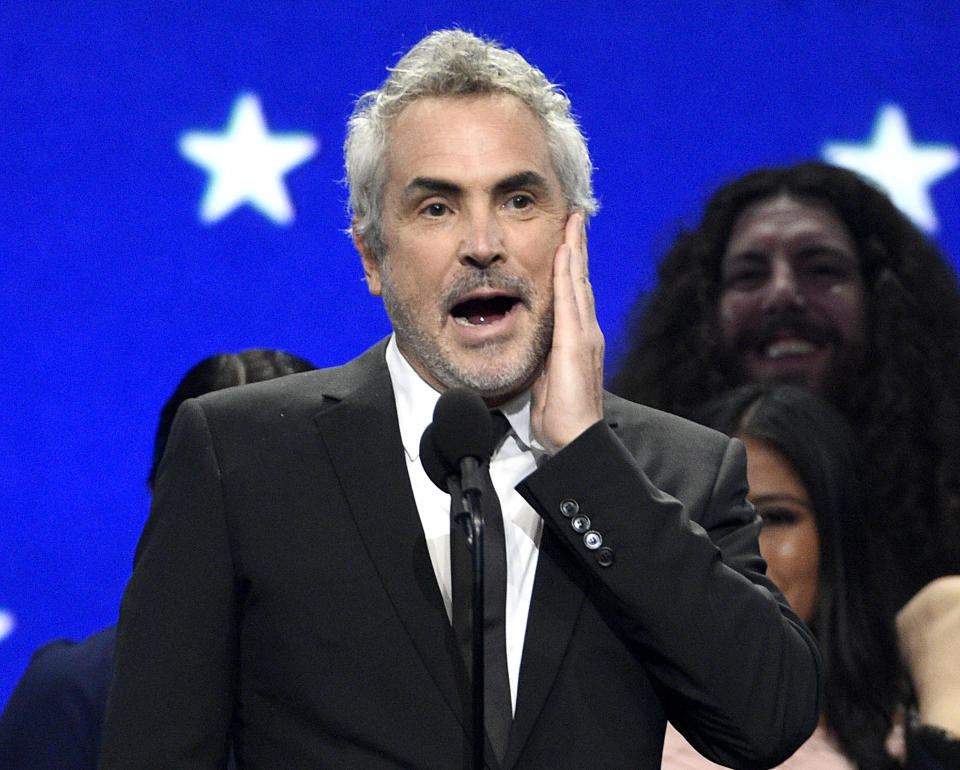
[560,498,579,518]
[571,514,591,533]
[583,531,603,550]
[597,547,614,567]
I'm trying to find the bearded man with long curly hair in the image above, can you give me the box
[612,162,960,609]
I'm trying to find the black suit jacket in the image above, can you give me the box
[100,340,820,769]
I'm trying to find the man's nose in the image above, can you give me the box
[761,261,805,312]
[458,209,504,268]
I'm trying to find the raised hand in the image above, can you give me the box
[531,210,605,454]
[896,575,960,736]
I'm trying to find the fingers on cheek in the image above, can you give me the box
[555,248,574,294]
[552,245,564,280]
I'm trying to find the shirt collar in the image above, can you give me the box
[384,335,543,461]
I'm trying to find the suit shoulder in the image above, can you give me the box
[192,340,388,421]
[603,390,731,451]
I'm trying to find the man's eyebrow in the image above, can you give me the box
[402,177,462,200]
[722,249,767,263]
[400,171,551,203]
[794,244,859,261]
[493,171,550,195]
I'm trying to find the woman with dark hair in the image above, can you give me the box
[663,384,905,768]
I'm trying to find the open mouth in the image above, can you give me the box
[451,294,520,326]
[738,319,837,361]
[764,338,821,360]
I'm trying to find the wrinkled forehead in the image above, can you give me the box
[383,94,555,187]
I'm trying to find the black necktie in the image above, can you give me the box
[450,410,513,762]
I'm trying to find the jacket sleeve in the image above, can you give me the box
[516,419,822,770]
[905,715,960,770]
[99,399,235,769]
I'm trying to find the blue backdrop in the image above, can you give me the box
[3,1,960,704]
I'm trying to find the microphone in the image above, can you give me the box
[420,387,494,497]
[419,423,454,494]
[420,388,498,770]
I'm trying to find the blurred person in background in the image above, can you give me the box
[611,162,960,612]
[663,384,959,768]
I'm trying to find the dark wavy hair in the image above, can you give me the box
[692,384,904,770]
[610,162,960,605]
[148,349,316,488]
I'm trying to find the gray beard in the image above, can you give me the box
[380,267,553,399]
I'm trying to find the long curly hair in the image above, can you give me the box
[610,162,960,605]
[692,384,904,770]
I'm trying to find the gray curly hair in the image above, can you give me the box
[344,29,597,260]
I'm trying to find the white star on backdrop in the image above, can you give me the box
[823,104,959,233]
[0,609,14,643]
[180,93,318,225]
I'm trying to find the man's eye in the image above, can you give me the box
[505,194,533,210]
[760,508,798,527]
[422,203,449,217]
[805,262,848,279]
[723,268,766,288]
[798,247,858,280]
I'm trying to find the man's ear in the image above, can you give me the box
[353,223,382,297]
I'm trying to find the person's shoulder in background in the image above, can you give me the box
[0,625,116,770]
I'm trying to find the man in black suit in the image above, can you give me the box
[100,30,820,768]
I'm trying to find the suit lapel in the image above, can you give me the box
[311,346,469,728]
[309,348,632,766]
[504,523,587,765]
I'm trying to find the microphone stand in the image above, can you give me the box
[451,464,486,770]
[419,389,497,770]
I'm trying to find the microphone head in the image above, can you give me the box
[431,386,493,469]
[419,424,451,492]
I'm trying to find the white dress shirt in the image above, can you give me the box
[385,336,545,713]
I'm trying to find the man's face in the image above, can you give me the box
[357,94,568,401]
[718,194,868,393]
